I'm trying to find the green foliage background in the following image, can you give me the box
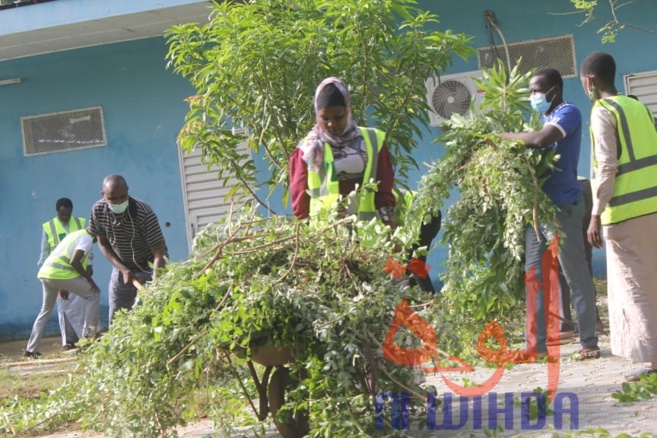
[166,0,473,209]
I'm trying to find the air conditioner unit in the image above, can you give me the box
[425,70,484,126]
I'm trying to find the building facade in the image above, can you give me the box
[1,0,656,339]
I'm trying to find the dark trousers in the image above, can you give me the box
[525,193,598,353]
[407,211,442,293]
[109,267,152,324]
[558,179,600,332]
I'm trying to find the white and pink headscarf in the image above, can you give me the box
[298,77,361,172]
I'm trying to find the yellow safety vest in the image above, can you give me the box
[38,229,91,280]
[307,127,386,221]
[43,217,85,248]
[592,96,657,225]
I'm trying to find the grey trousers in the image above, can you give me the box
[26,277,100,354]
[108,267,152,324]
[558,179,599,332]
[525,194,598,353]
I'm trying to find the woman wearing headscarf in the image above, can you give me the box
[289,77,396,227]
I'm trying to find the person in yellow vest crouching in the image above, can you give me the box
[290,77,396,233]
[38,197,91,350]
[25,229,101,358]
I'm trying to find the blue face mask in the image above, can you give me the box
[108,199,129,214]
[530,86,555,114]
[530,94,550,114]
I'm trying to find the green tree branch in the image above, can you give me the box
[570,0,657,43]
[165,0,474,212]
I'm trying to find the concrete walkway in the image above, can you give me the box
[32,332,657,437]
[418,334,657,437]
[4,331,657,437]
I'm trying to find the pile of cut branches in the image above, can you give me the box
[1,211,455,437]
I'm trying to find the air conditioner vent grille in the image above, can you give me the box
[22,106,107,157]
[432,80,473,119]
[425,70,483,126]
[478,34,576,78]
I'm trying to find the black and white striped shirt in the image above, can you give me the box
[89,197,166,272]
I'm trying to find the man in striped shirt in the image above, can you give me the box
[89,174,167,323]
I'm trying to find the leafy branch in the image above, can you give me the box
[404,61,557,356]
[568,0,657,43]
[611,372,657,403]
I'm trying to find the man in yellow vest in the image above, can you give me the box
[581,52,657,381]
[38,198,90,350]
[26,229,101,358]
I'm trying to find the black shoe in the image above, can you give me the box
[24,350,42,359]
[625,368,657,382]
[62,343,77,351]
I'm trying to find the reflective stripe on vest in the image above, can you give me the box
[39,229,90,280]
[592,96,657,224]
[307,127,385,221]
[43,216,85,247]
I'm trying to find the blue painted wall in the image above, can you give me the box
[0,0,208,35]
[2,1,656,338]
[0,37,193,339]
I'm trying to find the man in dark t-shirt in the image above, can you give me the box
[89,174,167,323]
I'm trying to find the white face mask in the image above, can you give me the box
[108,199,129,214]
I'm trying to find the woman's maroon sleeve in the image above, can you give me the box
[375,144,396,209]
[289,148,310,219]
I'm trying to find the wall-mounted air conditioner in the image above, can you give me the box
[425,70,484,126]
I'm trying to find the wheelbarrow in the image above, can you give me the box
[246,344,309,438]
